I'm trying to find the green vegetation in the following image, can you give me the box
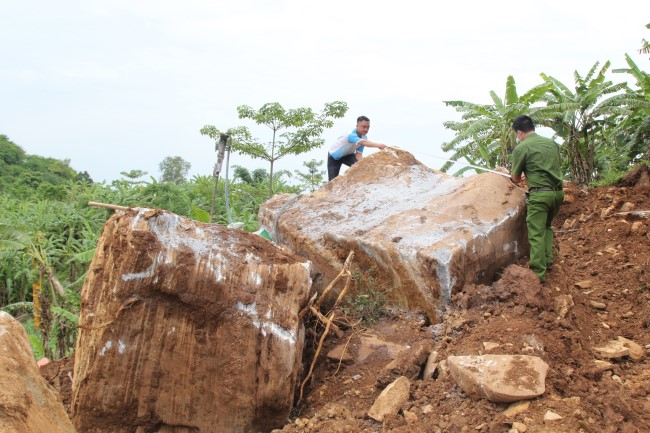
[0,132,305,359]
[201,101,347,196]
[340,267,387,325]
[442,24,650,186]
[294,159,326,193]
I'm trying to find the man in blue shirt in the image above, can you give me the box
[327,115,387,181]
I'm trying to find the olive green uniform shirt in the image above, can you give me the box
[511,133,563,188]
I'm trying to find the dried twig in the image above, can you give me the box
[310,306,342,337]
[298,292,318,318]
[313,250,354,310]
[299,312,335,403]
[297,250,356,403]
[88,201,131,211]
[610,210,650,218]
[331,268,353,311]
[329,330,361,378]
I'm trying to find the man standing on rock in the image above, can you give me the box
[510,115,564,283]
[327,115,388,181]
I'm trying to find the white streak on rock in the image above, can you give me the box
[100,340,112,356]
[121,252,163,281]
[236,301,296,345]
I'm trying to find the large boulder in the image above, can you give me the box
[0,312,76,433]
[71,208,311,433]
[259,148,527,320]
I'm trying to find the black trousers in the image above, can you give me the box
[327,153,358,181]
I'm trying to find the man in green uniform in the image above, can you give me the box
[510,115,564,283]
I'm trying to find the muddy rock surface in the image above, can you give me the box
[70,209,311,433]
[260,149,528,321]
[0,312,76,433]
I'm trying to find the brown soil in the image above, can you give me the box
[41,166,650,433]
[277,168,650,433]
[40,355,75,413]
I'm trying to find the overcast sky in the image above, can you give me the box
[1,1,647,183]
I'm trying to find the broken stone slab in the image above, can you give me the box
[259,148,528,320]
[447,355,549,403]
[0,312,76,433]
[70,208,311,433]
[367,376,411,422]
[327,333,407,364]
[593,360,615,371]
[376,341,432,387]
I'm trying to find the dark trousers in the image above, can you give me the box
[327,153,358,181]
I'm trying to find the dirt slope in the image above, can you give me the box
[277,169,650,433]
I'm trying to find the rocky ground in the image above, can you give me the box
[42,166,650,433]
[273,166,650,433]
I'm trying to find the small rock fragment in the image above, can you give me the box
[367,376,411,422]
[512,421,528,432]
[503,400,530,417]
[617,336,646,361]
[403,410,418,423]
[483,342,500,351]
[589,300,607,310]
[544,411,563,421]
[593,340,629,359]
[574,280,593,289]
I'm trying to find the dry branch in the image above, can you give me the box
[310,306,342,337]
[299,312,335,403]
[88,201,131,211]
[313,250,354,310]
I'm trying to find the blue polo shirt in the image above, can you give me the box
[328,129,366,160]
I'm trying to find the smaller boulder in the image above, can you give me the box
[367,376,411,422]
[447,355,548,403]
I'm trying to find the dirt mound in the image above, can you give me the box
[275,177,650,433]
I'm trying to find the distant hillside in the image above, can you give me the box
[0,134,92,197]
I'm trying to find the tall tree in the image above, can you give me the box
[534,61,628,185]
[294,159,326,192]
[441,76,548,175]
[203,101,347,196]
[159,156,191,184]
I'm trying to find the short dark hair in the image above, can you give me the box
[512,115,535,133]
[357,115,370,123]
